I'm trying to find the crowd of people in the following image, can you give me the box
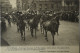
[61,11,79,22]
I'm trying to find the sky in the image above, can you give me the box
[9,0,16,8]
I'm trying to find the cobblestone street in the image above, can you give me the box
[1,20,79,46]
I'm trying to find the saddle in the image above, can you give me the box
[43,21,51,27]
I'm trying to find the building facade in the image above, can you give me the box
[16,0,29,12]
[1,0,12,13]
[16,0,22,11]
[62,0,79,11]
[16,0,79,13]
[30,0,78,13]
[31,0,62,14]
[22,0,29,11]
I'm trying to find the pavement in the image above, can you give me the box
[1,20,79,46]
[1,38,9,46]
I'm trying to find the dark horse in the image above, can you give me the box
[28,14,41,38]
[44,18,59,45]
[18,20,26,41]
[40,14,60,45]
[40,14,60,35]
[16,12,26,41]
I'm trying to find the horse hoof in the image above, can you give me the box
[31,35,33,37]
[53,43,55,45]
[46,39,48,42]
[35,37,37,39]
[24,38,25,41]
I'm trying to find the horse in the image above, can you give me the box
[43,17,59,45]
[40,14,60,45]
[40,13,60,35]
[16,13,24,32]
[24,13,33,30]
[15,12,26,41]
[18,20,26,41]
[28,14,41,38]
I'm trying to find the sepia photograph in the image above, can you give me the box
[0,0,79,46]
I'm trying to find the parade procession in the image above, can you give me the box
[1,0,79,46]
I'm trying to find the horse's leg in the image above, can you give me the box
[35,28,37,38]
[20,30,23,40]
[51,32,55,45]
[42,26,44,34]
[40,25,42,34]
[57,25,59,36]
[17,23,19,32]
[43,28,45,34]
[8,21,11,26]
[17,26,19,32]
[23,29,25,41]
[30,27,33,37]
[28,25,29,30]
[22,30,25,40]
[32,28,33,37]
[57,30,59,35]
[9,21,11,27]
[45,30,48,41]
